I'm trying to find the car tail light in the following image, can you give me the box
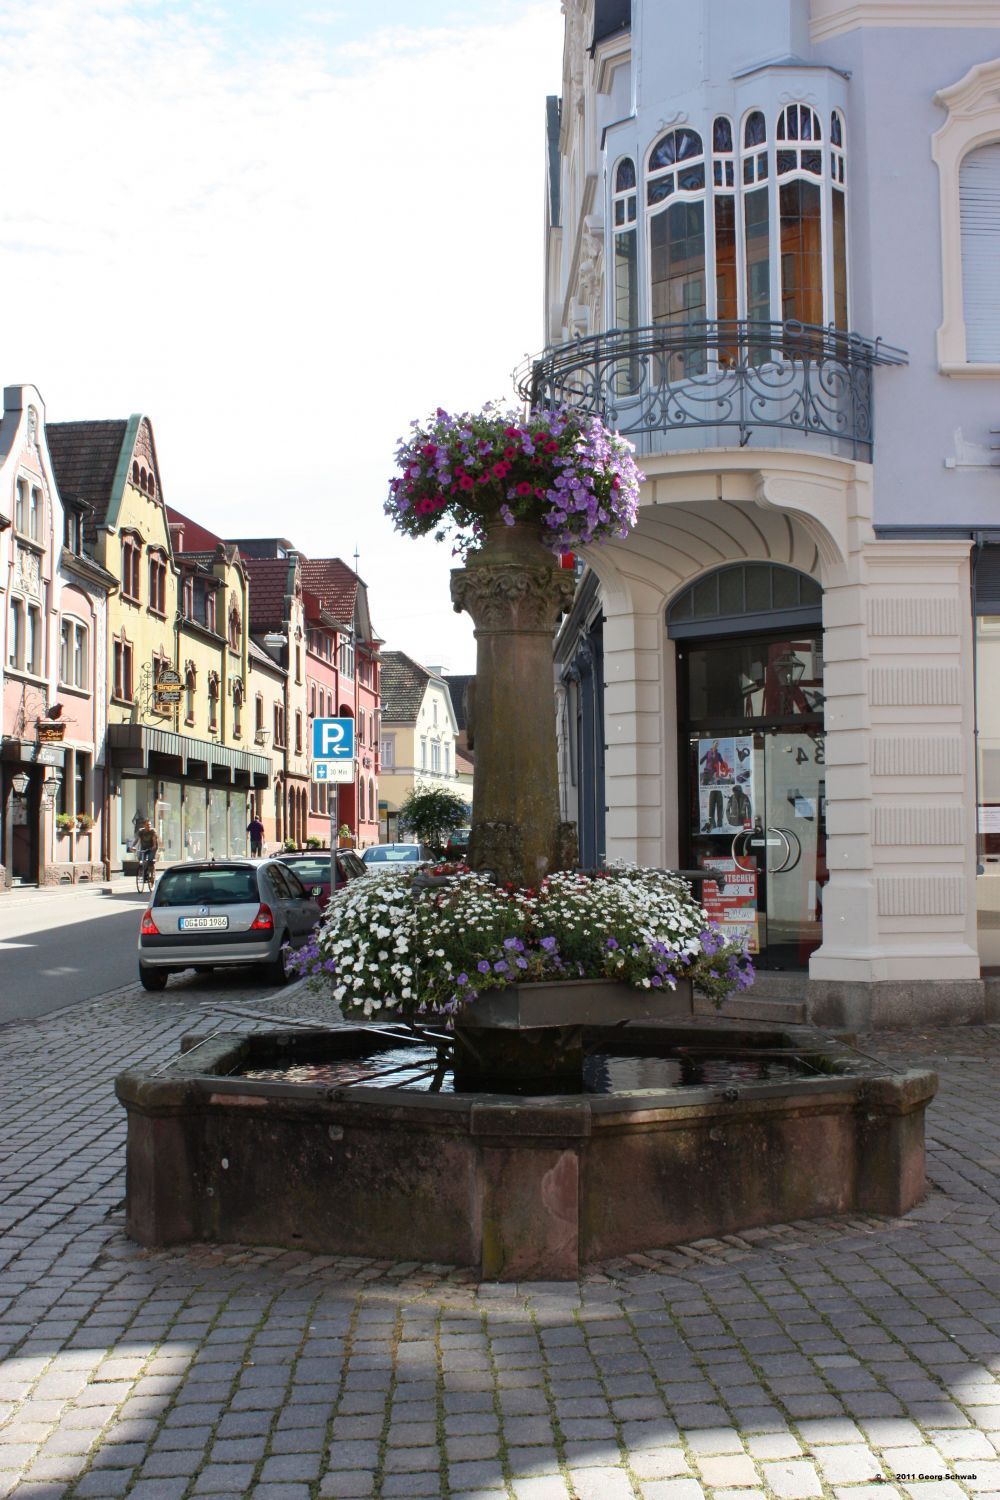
[250,903,274,931]
[140,910,159,936]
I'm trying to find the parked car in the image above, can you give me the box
[137,859,322,992]
[360,842,429,867]
[277,849,368,910]
[445,827,472,857]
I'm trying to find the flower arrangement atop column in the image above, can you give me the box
[385,401,643,557]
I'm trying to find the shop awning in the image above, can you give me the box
[108,724,271,786]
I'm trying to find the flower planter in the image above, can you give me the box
[452,978,694,1091]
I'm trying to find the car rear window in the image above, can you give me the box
[366,846,418,862]
[155,868,259,906]
[282,859,329,884]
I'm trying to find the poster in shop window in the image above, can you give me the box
[699,854,760,955]
[697,735,755,834]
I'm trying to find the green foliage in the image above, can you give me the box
[305,836,322,850]
[398,785,469,854]
[283,838,298,852]
[56,813,76,833]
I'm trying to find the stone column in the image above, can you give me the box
[451,522,577,889]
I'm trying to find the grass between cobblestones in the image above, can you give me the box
[3,977,1000,1498]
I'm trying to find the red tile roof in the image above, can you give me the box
[244,556,294,631]
[166,507,222,553]
[299,559,358,626]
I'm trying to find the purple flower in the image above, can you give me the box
[606,937,618,950]
[477,960,491,974]
[540,936,557,952]
[493,960,508,973]
[457,972,469,986]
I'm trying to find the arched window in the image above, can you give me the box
[613,158,638,333]
[185,663,196,725]
[132,461,140,486]
[960,142,1000,362]
[741,111,771,331]
[712,117,738,338]
[369,778,375,825]
[233,679,244,739]
[647,128,707,375]
[776,105,824,326]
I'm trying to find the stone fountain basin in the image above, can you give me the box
[116,1023,936,1281]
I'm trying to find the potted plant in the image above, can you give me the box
[56,813,76,836]
[305,836,322,850]
[337,823,352,848]
[386,401,641,559]
[76,813,95,833]
[282,838,297,853]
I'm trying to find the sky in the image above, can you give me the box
[0,0,564,674]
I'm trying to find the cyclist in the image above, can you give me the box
[137,819,159,886]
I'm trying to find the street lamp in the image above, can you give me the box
[11,772,30,796]
[42,770,63,805]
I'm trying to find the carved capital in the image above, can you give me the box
[451,562,577,633]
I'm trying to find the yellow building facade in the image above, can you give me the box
[46,416,271,870]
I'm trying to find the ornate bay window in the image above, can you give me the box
[618,102,849,341]
[522,94,905,459]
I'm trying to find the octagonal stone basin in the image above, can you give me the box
[116,1022,936,1280]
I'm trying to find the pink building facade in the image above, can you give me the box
[0,386,113,888]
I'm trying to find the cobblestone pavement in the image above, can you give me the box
[5,977,1000,1500]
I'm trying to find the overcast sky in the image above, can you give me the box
[0,0,564,674]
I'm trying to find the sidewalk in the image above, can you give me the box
[0,878,137,911]
[3,976,1000,1500]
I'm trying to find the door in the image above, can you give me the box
[680,632,826,971]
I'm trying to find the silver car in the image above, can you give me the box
[137,859,322,992]
[360,842,429,867]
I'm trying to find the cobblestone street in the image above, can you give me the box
[4,979,1000,1500]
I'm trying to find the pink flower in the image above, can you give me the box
[458,474,475,491]
[515,482,533,497]
[492,461,511,479]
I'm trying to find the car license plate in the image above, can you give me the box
[179,916,229,930]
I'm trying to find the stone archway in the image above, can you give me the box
[577,449,981,1023]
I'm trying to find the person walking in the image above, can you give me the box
[247,814,265,858]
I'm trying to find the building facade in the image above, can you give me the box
[45,421,270,874]
[379,652,462,841]
[1,386,114,887]
[541,0,1000,1026]
[299,558,381,849]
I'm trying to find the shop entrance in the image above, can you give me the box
[669,564,825,971]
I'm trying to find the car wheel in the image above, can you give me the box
[263,935,290,988]
[139,964,169,992]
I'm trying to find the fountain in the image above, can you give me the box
[117,405,936,1279]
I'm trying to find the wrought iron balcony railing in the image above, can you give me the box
[515,320,907,462]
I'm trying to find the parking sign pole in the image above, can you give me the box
[312,718,355,904]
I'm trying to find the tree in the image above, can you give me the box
[398,785,469,854]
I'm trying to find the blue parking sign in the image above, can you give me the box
[312,716,355,760]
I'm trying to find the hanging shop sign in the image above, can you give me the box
[154,668,183,710]
[36,720,66,743]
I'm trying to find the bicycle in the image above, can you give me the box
[135,851,156,895]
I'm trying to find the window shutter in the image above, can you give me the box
[960,143,1000,361]
[976,544,1000,614]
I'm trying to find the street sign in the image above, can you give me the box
[312,760,353,784]
[312,716,355,761]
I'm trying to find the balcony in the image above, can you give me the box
[516,320,907,463]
